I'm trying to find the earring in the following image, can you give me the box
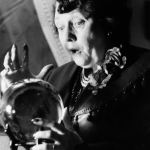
[107,32,112,36]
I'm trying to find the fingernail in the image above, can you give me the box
[12,44,17,49]
[23,44,29,64]
[23,43,28,50]
[11,45,17,60]
[6,124,8,129]
[7,51,11,56]
[4,129,7,133]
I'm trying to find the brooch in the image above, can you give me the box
[84,47,127,95]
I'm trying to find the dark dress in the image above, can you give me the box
[41,45,150,150]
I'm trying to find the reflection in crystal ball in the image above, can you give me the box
[0,78,64,145]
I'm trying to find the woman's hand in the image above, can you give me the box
[0,44,34,92]
[31,109,83,150]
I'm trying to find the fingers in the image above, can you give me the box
[33,130,61,142]
[0,74,8,93]
[3,43,29,71]
[3,51,13,71]
[11,44,20,70]
[48,122,67,135]
[22,44,29,67]
[31,118,66,135]
[4,44,20,71]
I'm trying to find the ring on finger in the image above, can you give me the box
[47,143,55,150]
[5,68,10,72]
[49,143,55,150]
[52,143,55,150]
[13,67,17,71]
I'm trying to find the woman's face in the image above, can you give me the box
[54,2,108,68]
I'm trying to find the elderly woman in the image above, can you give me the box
[1,0,150,150]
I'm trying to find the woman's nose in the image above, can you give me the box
[65,27,77,42]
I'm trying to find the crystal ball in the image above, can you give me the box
[0,78,64,145]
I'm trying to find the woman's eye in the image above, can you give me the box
[74,20,85,28]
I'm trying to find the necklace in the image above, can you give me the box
[81,74,89,87]
[69,47,127,113]
[69,69,83,113]
[81,68,93,87]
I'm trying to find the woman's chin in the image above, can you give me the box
[74,60,93,69]
[72,55,99,68]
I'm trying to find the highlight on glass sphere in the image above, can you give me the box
[0,78,64,146]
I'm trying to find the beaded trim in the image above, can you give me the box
[69,69,83,113]
[72,66,150,117]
